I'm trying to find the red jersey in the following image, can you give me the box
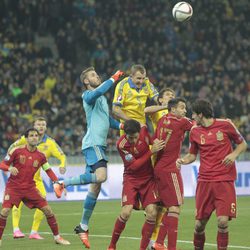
[4,146,47,189]
[154,114,193,172]
[116,126,153,178]
[189,119,244,182]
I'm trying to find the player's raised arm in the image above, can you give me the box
[109,116,123,130]
[144,105,168,114]
[83,70,124,105]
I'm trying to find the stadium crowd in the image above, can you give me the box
[0,0,249,156]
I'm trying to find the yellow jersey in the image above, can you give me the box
[113,77,158,124]
[149,109,168,166]
[149,109,169,131]
[9,134,66,183]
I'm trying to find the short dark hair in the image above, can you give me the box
[24,128,39,138]
[191,99,214,118]
[33,116,47,125]
[168,97,186,111]
[124,119,141,135]
[158,88,175,103]
[130,64,146,75]
[80,66,95,84]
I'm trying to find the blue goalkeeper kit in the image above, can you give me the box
[81,78,120,166]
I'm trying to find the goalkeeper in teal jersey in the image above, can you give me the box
[54,67,124,248]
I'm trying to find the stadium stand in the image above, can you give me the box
[0,0,249,158]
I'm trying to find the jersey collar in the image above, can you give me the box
[128,77,146,91]
[40,134,49,143]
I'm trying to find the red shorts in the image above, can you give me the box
[122,176,159,209]
[154,169,184,207]
[2,186,48,209]
[195,181,236,220]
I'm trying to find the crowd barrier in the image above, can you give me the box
[0,162,249,202]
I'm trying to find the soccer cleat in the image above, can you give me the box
[74,225,90,248]
[53,181,65,198]
[13,230,25,239]
[152,242,168,250]
[55,236,71,245]
[29,233,44,240]
[147,239,155,249]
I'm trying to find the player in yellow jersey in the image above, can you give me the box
[144,88,176,250]
[112,64,158,131]
[145,88,176,130]
[8,117,66,240]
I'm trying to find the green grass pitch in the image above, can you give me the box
[1,196,250,249]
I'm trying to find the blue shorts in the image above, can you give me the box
[82,145,108,167]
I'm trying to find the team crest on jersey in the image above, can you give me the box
[125,154,133,162]
[127,90,133,99]
[216,131,224,141]
[33,160,39,168]
[4,194,10,201]
[19,155,26,164]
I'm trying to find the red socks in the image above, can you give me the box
[157,212,179,250]
[217,231,228,250]
[0,214,7,239]
[140,219,155,250]
[194,232,205,250]
[109,216,127,248]
[46,214,59,236]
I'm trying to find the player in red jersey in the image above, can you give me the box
[107,119,165,250]
[176,99,247,250]
[0,128,70,247]
[152,97,193,250]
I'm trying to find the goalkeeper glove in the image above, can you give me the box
[111,70,125,82]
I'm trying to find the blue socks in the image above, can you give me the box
[81,192,98,229]
[64,172,97,187]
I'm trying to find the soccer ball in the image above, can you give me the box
[172,2,193,22]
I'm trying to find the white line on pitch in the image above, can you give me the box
[3,232,250,249]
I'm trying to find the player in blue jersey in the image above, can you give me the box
[54,67,124,248]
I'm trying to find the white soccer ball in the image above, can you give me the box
[172,2,193,22]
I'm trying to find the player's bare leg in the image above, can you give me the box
[40,205,70,245]
[193,219,208,250]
